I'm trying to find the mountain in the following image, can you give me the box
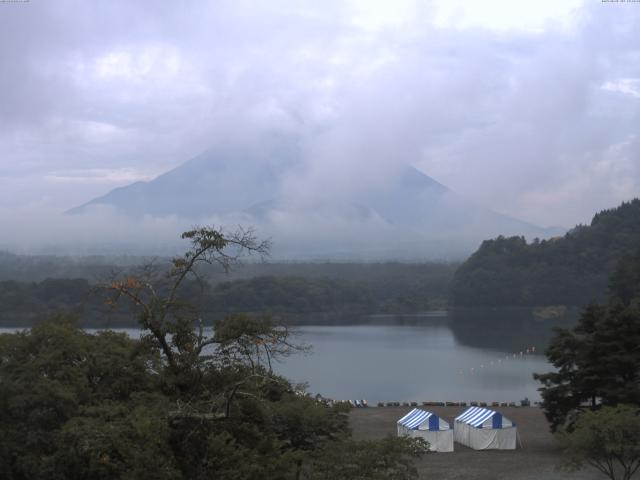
[451,199,640,307]
[69,138,561,259]
[69,136,300,217]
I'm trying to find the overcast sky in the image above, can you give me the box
[0,0,639,232]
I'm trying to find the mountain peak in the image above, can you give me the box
[68,142,559,259]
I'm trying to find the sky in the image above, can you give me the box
[0,0,639,246]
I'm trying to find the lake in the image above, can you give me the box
[275,323,550,404]
[0,317,552,404]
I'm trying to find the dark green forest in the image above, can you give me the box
[3,202,640,478]
[0,228,428,479]
[529,248,640,480]
[535,248,640,431]
[0,262,456,328]
[451,199,640,307]
[4,199,640,329]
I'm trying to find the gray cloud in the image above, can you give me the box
[0,0,639,250]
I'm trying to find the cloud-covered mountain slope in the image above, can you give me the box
[70,141,562,259]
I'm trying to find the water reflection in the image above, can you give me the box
[275,323,552,403]
[450,307,579,351]
[1,309,568,404]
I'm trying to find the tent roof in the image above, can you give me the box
[397,408,436,429]
[455,406,506,428]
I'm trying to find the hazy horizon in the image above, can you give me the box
[1,1,639,256]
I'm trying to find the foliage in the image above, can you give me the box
[208,276,374,316]
[609,249,640,306]
[0,264,457,328]
[0,227,429,479]
[559,405,640,480]
[0,278,96,327]
[305,436,430,480]
[0,316,167,479]
[534,249,640,431]
[451,199,640,307]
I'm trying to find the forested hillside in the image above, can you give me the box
[0,263,456,327]
[451,199,640,307]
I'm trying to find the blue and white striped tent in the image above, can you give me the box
[397,408,453,452]
[454,407,516,450]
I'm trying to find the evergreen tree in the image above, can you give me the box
[534,249,640,431]
[452,199,640,308]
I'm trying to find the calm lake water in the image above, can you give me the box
[276,324,549,403]
[0,319,552,404]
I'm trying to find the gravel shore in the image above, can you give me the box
[349,406,605,480]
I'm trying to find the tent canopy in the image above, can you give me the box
[397,408,454,452]
[397,408,449,431]
[455,406,513,429]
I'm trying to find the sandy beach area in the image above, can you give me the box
[349,406,605,480]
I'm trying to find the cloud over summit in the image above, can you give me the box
[0,0,639,246]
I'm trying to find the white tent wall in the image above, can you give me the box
[453,421,471,446]
[454,421,516,450]
[396,408,454,453]
[403,429,454,453]
[453,407,517,451]
[471,427,516,450]
[437,417,449,430]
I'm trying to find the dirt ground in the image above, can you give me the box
[349,406,606,480]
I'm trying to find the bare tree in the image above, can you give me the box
[106,226,306,418]
[107,226,270,368]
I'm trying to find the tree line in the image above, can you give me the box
[0,267,455,328]
[535,248,640,480]
[0,227,428,480]
[451,199,640,307]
